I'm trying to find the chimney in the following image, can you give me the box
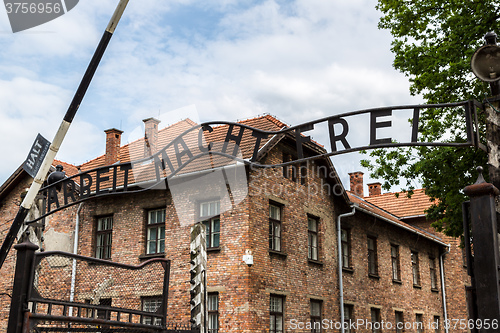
[368,182,382,197]
[104,128,123,165]
[143,117,161,157]
[348,171,364,197]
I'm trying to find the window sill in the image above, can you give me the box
[308,259,324,266]
[431,288,439,293]
[413,284,422,289]
[207,247,221,253]
[269,249,287,259]
[342,267,354,274]
[139,253,165,260]
[87,258,111,265]
[368,273,380,280]
[392,279,402,285]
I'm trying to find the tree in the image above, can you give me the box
[361,0,500,237]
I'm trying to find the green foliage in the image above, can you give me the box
[362,0,500,237]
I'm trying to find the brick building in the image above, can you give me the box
[0,115,469,332]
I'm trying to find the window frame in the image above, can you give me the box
[310,299,322,333]
[308,216,319,261]
[270,295,284,333]
[391,244,401,282]
[269,203,283,252]
[411,250,421,287]
[341,227,352,270]
[343,304,354,333]
[429,256,438,290]
[367,236,379,277]
[95,216,113,260]
[395,311,404,333]
[141,296,163,325]
[200,200,221,249]
[145,208,166,255]
[370,308,381,333]
[415,313,424,333]
[207,293,219,333]
[433,315,440,333]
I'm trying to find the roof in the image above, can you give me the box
[364,189,435,219]
[347,191,445,246]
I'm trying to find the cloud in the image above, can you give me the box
[0,0,422,193]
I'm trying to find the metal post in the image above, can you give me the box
[463,167,500,329]
[190,223,206,333]
[7,239,38,333]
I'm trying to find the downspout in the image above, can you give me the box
[439,244,451,333]
[69,203,83,316]
[337,205,356,333]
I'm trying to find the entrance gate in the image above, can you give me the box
[8,239,198,333]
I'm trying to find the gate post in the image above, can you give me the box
[463,167,500,329]
[7,239,38,333]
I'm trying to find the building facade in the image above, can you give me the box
[0,115,469,332]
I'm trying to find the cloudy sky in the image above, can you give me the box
[0,0,423,193]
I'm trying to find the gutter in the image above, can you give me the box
[439,244,451,333]
[337,206,356,333]
[353,204,448,247]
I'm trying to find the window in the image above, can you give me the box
[270,295,284,333]
[269,204,282,252]
[415,314,424,333]
[310,300,322,332]
[142,297,162,325]
[343,304,354,333]
[367,236,378,276]
[201,201,221,249]
[429,257,438,290]
[308,216,319,261]
[395,311,404,333]
[370,308,381,333]
[391,245,401,281]
[412,251,421,286]
[146,209,165,255]
[208,293,219,333]
[341,228,351,269]
[433,316,440,332]
[96,216,113,259]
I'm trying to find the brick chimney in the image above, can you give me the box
[104,128,123,165]
[143,117,161,157]
[348,171,364,197]
[368,182,382,197]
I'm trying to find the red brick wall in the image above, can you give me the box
[0,142,470,333]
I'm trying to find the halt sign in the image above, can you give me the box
[23,133,51,178]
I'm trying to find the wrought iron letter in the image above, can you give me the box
[79,173,93,199]
[251,130,268,162]
[370,109,392,145]
[328,118,351,152]
[173,137,194,169]
[120,163,132,191]
[95,167,110,195]
[295,124,313,159]
[154,151,175,181]
[47,186,60,212]
[63,179,77,206]
[198,125,213,153]
[222,124,245,157]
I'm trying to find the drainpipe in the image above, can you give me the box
[69,203,83,316]
[337,205,356,333]
[439,244,451,333]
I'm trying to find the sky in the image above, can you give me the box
[0,0,424,194]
